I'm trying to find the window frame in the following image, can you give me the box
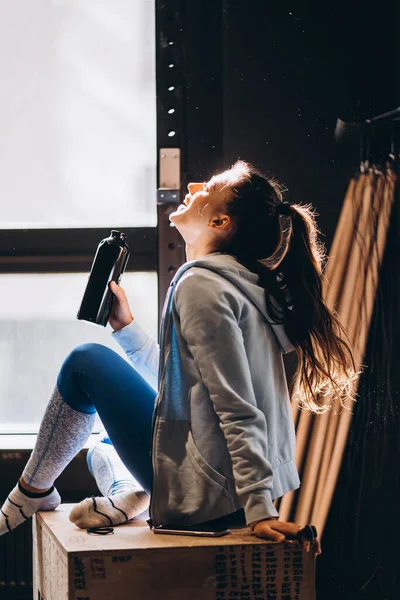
[0,227,157,274]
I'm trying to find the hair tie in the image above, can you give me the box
[277,201,292,217]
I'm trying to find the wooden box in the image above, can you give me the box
[33,504,316,600]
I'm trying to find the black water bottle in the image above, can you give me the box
[77,230,130,326]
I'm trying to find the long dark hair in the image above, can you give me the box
[211,160,357,413]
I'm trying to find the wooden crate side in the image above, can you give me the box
[68,542,315,600]
[33,514,69,600]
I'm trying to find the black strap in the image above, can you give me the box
[86,526,114,535]
[297,524,318,542]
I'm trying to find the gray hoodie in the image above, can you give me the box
[114,253,300,527]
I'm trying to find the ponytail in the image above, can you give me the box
[212,161,357,413]
[265,203,357,412]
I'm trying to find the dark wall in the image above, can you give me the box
[222,0,398,248]
[183,0,398,247]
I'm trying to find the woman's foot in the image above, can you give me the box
[69,431,149,529]
[69,489,149,528]
[0,481,61,535]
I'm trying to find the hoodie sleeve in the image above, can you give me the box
[174,270,279,524]
[112,320,159,392]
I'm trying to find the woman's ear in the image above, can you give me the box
[209,214,231,230]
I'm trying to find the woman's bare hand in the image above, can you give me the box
[252,519,322,555]
[108,281,134,332]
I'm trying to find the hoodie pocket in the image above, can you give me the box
[183,423,228,490]
[152,419,235,525]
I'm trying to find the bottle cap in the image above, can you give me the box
[111,230,120,238]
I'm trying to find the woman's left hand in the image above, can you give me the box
[252,519,322,555]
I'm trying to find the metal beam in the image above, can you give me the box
[156,0,187,319]
[156,0,224,318]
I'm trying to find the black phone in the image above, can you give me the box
[151,523,231,537]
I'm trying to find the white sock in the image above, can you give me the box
[86,434,143,496]
[0,482,61,536]
[69,490,150,528]
[69,433,149,529]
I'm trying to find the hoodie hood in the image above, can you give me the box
[172,253,295,354]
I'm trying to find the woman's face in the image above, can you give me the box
[169,181,214,224]
[169,179,233,247]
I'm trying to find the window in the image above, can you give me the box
[0,0,156,229]
[0,271,157,432]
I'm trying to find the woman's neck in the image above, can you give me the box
[185,243,212,262]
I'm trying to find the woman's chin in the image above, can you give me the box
[168,214,184,233]
[169,211,184,224]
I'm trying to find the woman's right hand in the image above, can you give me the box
[108,281,134,332]
[252,519,322,555]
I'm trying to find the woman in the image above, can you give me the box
[0,161,354,554]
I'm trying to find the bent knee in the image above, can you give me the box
[61,343,115,374]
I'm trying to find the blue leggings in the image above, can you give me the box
[57,343,157,495]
